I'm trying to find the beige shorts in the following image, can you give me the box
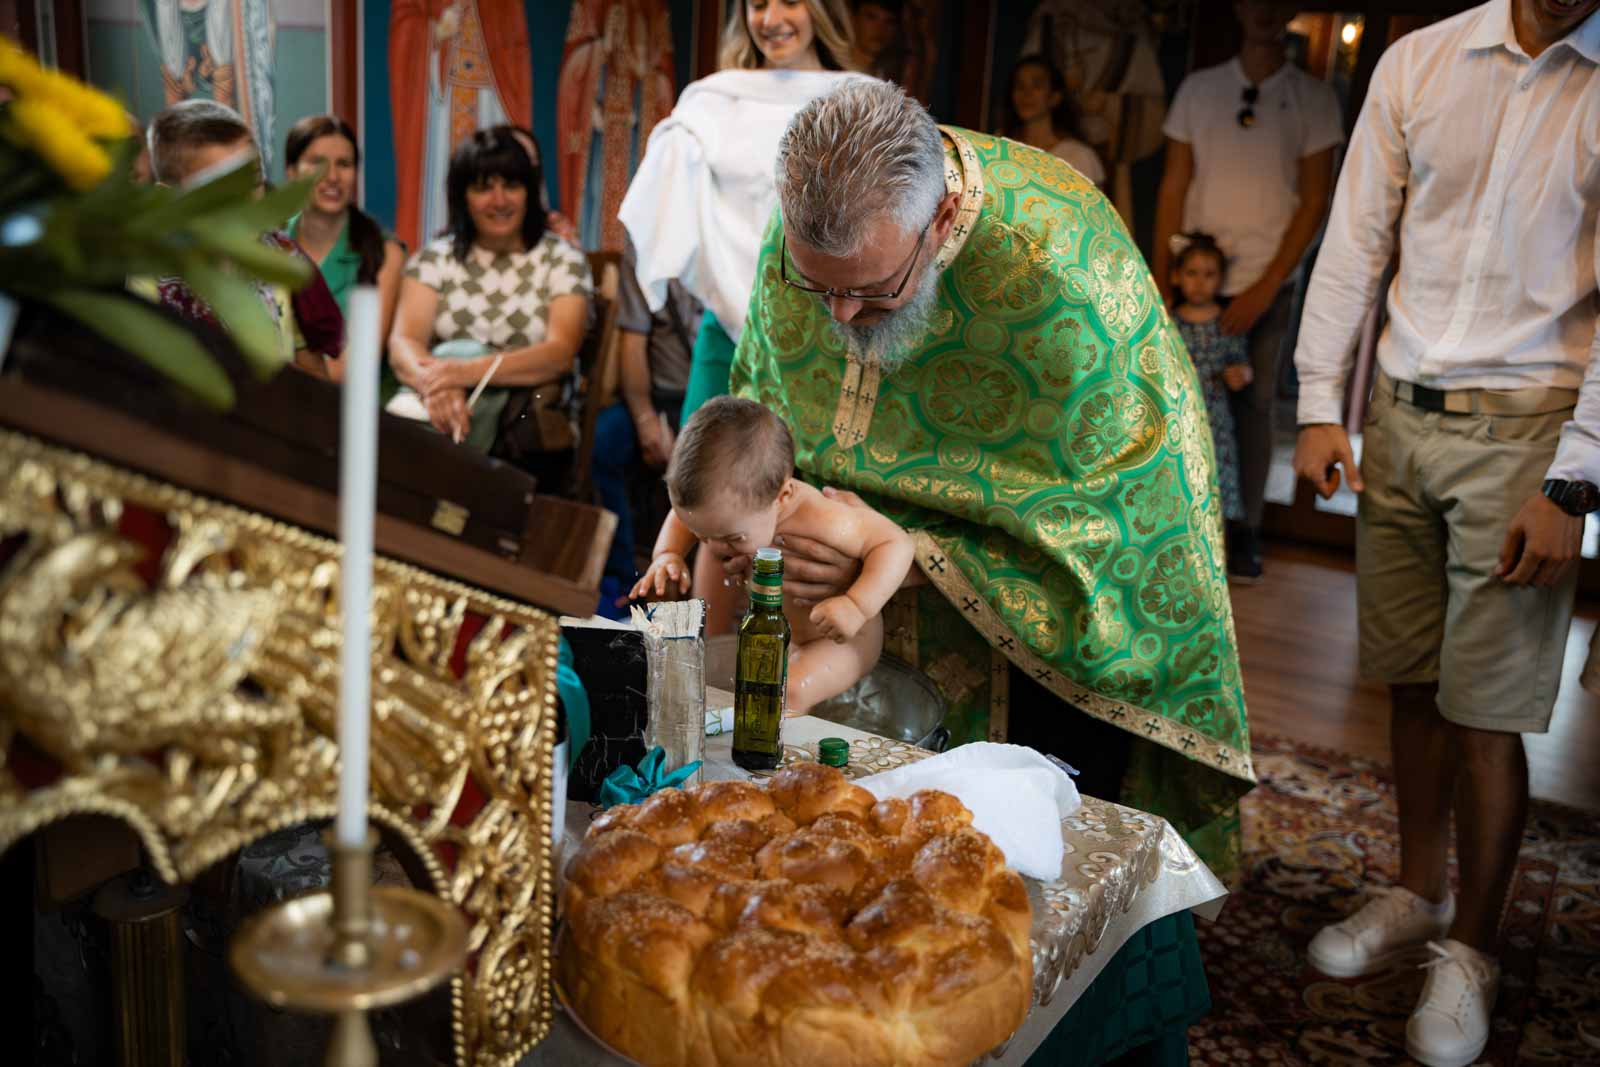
[1356,382,1578,733]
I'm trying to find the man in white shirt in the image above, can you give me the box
[1154,0,1343,582]
[1292,2,1600,1064]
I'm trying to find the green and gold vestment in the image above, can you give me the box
[732,127,1254,879]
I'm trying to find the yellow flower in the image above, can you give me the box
[6,97,112,190]
[0,37,129,141]
[38,69,129,139]
[0,37,52,98]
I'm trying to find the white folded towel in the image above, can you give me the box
[858,742,1080,881]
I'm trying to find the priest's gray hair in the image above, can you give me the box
[775,80,946,258]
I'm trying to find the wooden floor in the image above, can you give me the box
[1233,541,1600,813]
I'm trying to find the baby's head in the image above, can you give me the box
[1171,231,1226,308]
[667,396,796,556]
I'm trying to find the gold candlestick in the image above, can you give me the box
[229,828,468,1067]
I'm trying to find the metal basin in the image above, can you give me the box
[704,635,950,752]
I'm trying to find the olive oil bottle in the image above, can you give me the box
[732,547,789,771]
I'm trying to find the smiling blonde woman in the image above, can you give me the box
[618,0,867,632]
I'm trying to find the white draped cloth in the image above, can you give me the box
[618,68,867,342]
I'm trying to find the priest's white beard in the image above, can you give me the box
[837,261,943,374]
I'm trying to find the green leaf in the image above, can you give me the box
[124,159,261,235]
[177,255,287,379]
[40,288,235,409]
[186,222,311,287]
[74,143,141,212]
[190,176,314,237]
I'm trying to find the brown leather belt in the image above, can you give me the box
[1376,369,1577,417]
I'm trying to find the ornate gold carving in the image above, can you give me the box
[0,430,558,1067]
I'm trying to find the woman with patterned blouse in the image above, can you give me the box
[388,127,592,484]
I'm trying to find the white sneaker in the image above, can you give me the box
[1405,939,1499,1067]
[1307,885,1455,977]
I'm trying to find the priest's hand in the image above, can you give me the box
[1292,423,1363,500]
[772,531,862,606]
[817,487,926,590]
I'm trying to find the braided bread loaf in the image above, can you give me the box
[557,762,1032,1067]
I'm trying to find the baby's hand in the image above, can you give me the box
[809,596,866,643]
[629,552,691,603]
[1223,364,1254,392]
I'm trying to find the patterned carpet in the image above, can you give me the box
[1189,734,1600,1066]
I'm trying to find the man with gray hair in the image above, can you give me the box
[728,79,1255,878]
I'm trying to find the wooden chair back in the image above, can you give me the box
[570,250,623,502]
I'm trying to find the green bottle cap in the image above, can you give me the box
[818,737,849,767]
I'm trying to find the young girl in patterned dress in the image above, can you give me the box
[1169,233,1255,580]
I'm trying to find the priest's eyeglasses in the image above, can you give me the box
[780,224,929,303]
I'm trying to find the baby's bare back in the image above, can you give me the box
[774,481,868,558]
[773,482,872,642]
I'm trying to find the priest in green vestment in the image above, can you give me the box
[729,80,1254,880]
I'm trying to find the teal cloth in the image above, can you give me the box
[678,309,735,424]
[598,746,703,809]
[289,211,363,314]
[556,637,589,775]
[1024,910,1209,1066]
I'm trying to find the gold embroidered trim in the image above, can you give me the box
[988,647,1010,742]
[911,530,1256,782]
[933,126,985,271]
[830,357,882,448]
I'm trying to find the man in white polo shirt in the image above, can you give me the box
[1153,0,1343,582]
[1293,1,1600,1064]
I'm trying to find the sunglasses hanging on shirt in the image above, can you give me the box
[1237,85,1260,128]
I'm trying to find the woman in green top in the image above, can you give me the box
[284,114,406,382]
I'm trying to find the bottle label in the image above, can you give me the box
[734,630,787,755]
[741,638,782,683]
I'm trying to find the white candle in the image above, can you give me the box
[336,286,380,847]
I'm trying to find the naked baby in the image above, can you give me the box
[630,396,914,714]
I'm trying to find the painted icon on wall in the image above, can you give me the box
[556,0,675,254]
[388,0,533,251]
[143,0,278,170]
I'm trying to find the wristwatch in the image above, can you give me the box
[1541,479,1600,516]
